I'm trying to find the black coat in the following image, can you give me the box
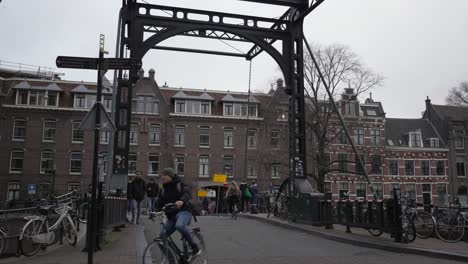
[156,177,192,216]
[131,178,146,201]
[146,182,159,198]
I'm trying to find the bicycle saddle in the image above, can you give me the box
[38,205,56,215]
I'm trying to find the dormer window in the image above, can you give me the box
[430,138,439,148]
[16,90,28,105]
[74,94,86,108]
[224,103,234,116]
[16,90,59,107]
[132,95,159,114]
[345,102,355,116]
[174,99,210,115]
[409,132,422,148]
[176,99,186,113]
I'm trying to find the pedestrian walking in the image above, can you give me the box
[126,176,134,222]
[250,181,259,214]
[202,197,209,215]
[146,178,159,214]
[130,171,146,224]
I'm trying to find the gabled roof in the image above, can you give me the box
[221,93,260,103]
[71,82,112,94]
[13,80,63,91]
[432,104,468,121]
[172,90,214,101]
[385,118,443,147]
[13,81,31,89]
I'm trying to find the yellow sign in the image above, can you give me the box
[213,174,227,183]
[198,190,208,197]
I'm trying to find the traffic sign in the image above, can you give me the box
[56,56,142,70]
[198,190,208,197]
[78,102,116,131]
[28,184,37,195]
[213,174,227,183]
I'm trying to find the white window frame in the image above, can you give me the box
[42,119,56,142]
[247,129,257,149]
[175,126,185,146]
[370,129,381,146]
[130,124,139,145]
[149,125,161,145]
[100,131,110,144]
[7,183,21,201]
[40,150,54,174]
[9,150,24,173]
[72,121,84,143]
[356,183,367,198]
[389,159,399,176]
[199,127,210,147]
[12,118,26,141]
[409,132,423,148]
[201,101,211,115]
[271,130,280,149]
[421,160,430,176]
[430,138,439,148]
[128,153,137,175]
[405,159,415,176]
[148,154,159,176]
[456,156,466,177]
[271,164,281,179]
[199,156,209,178]
[69,151,82,175]
[223,103,233,116]
[223,156,234,178]
[224,129,234,148]
[247,160,257,179]
[74,94,87,108]
[354,128,364,145]
[16,90,29,105]
[175,156,185,177]
[175,99,186,113]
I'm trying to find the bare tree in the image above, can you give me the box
[446,82,468,105]
[303,43,383,193]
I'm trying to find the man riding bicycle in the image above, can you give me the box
[156,168,201,258]
[226,181,240,214]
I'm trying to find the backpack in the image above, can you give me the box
[245,187,252,199]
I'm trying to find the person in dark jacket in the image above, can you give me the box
[239,180,248,213]
[250,181,259,214]
[130,171,146,224]
[157,168,201,258]
[146,178,159,214]
[126,176,134,223]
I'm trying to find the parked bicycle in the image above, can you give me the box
[0,227,5,256]
[19,203,77,256]
[400,196,435,239]
[267,191,290,220]
[143,203,207,264]
[436,200,468,243]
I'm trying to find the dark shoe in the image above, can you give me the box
[187,247,201,262]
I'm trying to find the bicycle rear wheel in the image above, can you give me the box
[191,231,207,264]
[0,230,5,256]
[436,216,465,243]
[78,203,89,224]
[413,211,435,239]
[403,219,416,243]
[62,216,77,246]
[143,240,179,264]
[20,219,46,257]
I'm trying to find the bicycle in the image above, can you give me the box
[143,203,207,264]
[0,227,5,256]
[225,196,238,220]
[267,191,290,220]
[435,200,468,243]
[400,197,416,243]
[400,196,435,239]
[19,203,77,257]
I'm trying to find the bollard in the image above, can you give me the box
[345,200,352,233]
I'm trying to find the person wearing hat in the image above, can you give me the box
[156,168,201,259]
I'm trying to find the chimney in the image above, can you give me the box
[425,96,431,119]
[276,78,283,90]
[138,69,144,79]
[148,69,155,80]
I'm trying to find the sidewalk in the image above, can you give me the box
[241,213,468,262]
[1,224,146,264]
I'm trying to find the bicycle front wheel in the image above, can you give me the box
[436,216,465,243]
[413,211,435,239]
[143,240,179,264]
[191,231,207,264]
[20,219,46,257]
[63,216,77,246]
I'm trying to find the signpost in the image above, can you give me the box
[28,184,37,195]
[56,34,142,264]
[213,174,227,214]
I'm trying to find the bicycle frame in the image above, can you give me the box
[19,205,74,241]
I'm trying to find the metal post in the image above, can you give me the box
[87,34,105,264]
[216,185,221,215]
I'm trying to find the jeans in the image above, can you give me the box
[160,211,198,250]
[147,197,156,213]
[131,199,142,224]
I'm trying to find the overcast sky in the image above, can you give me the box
[1,0,467,118]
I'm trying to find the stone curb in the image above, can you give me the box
[240,214,468,263]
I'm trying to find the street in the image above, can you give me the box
[142,215,465,264]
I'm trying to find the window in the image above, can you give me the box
[16,90,28,104]
[455,136,464,149]
[354,129,364,145]
[430,138,439,148]
[248,104,257,117]
[406,184,416,201]
[175,156,185,177]
[339,182,349,199]
[133,95,158,114]
[72,121,84,143]
[456,156,465,177]
[43,120,56,142]
[248,129,257,149]
[422,184,432,205]
[271,130,280,148]
[176,100,185,113]
[409,132,422,148]
[374,183,383,200]
[337,130,348,145]
[421,160,430,176]
[247,160,257,178]
[29,90,46,106]
[199,156,209,178]
[68,183,81,193]
[324,182,332,193]
[224,129,234,148]
[10,150,24,173]
[149,125,161,145]
[128,153,137,175]
[200,127,210,147]
[436,160,445,175]
[175,126,185,146]
[224,157,234,178]
[271,164,281,179]
[437,184,447,206]
[100,131,110,144]
[355,154,365,175]
[7,183,21,201]
[103,95,112,111]
[38,183,50,199]
[345,102,355,116]
[277,108,288,121]
[405,160,415,175]
[40,150,54,173]
[86,94,96,109]
[337,154,348,172]
[370,129,380,146]
[389,160,399,175]
[47,91,58,106]
[356,183,367,198]
[148,154,159,176]
[74,94,86,108]
[224,103,233,116]
[13,118,26,141]
[201,101,210,114]
[367,109,377,116]
[130,124,139,145]
[390,183,401,197]
[371,155,382,175]
[70,152,82,174]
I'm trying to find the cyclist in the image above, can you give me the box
[156,168,201,258]
[226,181,240,214]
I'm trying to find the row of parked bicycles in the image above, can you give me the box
[0,191,89,257]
